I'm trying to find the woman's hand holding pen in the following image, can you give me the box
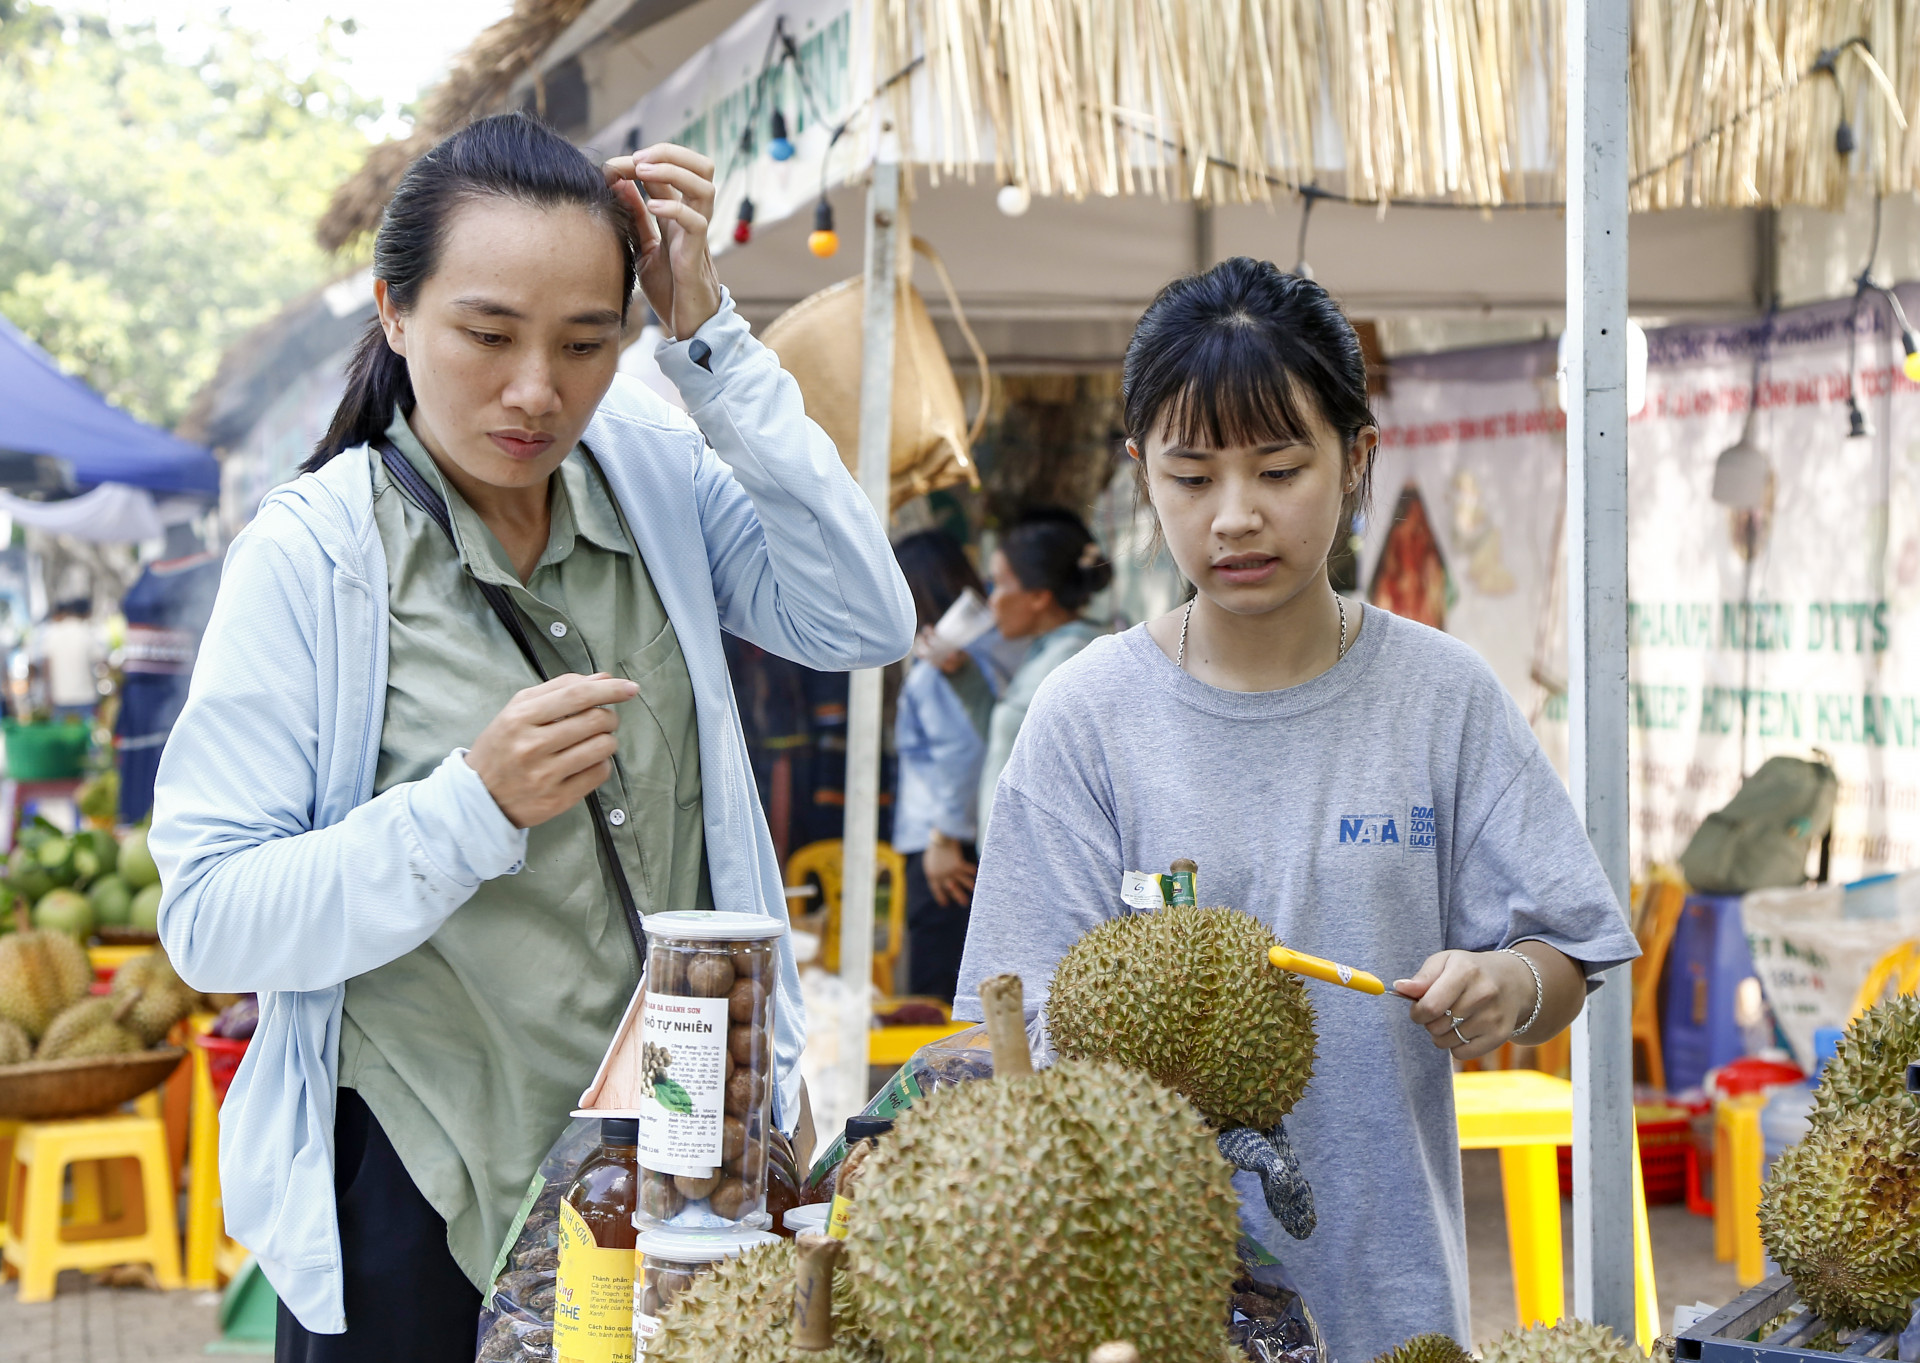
[602,143,723,342]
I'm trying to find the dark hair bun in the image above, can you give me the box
[1001,508,1109,613]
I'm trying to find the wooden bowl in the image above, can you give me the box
[94,927,161,947]
[0,1046,187,1121]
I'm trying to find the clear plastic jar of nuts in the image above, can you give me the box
[633,911,783,1231]
[631,1225,778,1356]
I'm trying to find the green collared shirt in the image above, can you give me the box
[339,410,709,1290]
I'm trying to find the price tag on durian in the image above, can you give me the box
[1120,871,1163,910]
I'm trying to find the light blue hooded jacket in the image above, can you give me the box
[150,295,914,1333]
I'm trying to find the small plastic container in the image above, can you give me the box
[634,911,783,1231]
[780,1202,830,1237]
[632,1224,779,1355]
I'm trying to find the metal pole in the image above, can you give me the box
[1566,0,1637,1339]
[839,151,900,1104]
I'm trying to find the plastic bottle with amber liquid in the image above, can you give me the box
[555,1118,640,1363]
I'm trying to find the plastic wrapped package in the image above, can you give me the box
[1230,1235,1326,1362]
[476,1117,599,1363]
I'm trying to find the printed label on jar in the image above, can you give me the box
[554,1202,636,1363]
[636,992,730,1175]
[632,1272,661,1357]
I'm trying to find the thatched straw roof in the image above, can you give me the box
[322,0,1920,250]
[317,0,597,251]
[889,0,1920,211]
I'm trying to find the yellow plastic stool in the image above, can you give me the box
[2,1114,183,1301]
[0,1119,16,1223]
[1712,1093,1768,1286]
[185,1018,247,1288]
[1455,1070,1660,1350]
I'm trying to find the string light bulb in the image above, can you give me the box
[732,196,755,246]
[768,110,794,162]
[996,182,1031,217]
[1902,328,1920,384]
[807,198,838,258]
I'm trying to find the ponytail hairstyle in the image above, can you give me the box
[307,112,639,470]
[999,508,1113,614]
[1121,257,1378,551]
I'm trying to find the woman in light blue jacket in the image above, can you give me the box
[150,114,912,1356]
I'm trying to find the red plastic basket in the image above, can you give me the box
[197,1033,249,1105]
[1557,1112,1694,1204]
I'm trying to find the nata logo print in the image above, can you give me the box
[1338,815,1399,846]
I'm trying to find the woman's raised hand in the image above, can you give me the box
[603,143,724,342]
[466,673,637,829]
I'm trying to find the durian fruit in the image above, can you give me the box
[1812,995,1920,1125]
[1759,1102,1920,1330]
[647,1239,879,1363]
[111,950,203,1045]
[1046,906,1316,1129]
[0,927,94,1038]
[1479,1319,1646,1363]
[1372,1333,1474,1363]
[0,1016,31,1065]
[844,1058,1242,1363]
[36,991,145,1061]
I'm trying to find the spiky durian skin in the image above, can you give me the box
[1479,1319,1645,1363]
[1046,906,1317,1129]
[35,997,142,1060]
[845,1059,1241,1363]
[647,1240,878,1363]
[1812,996,1920,1125]
[1759,1103,1920,1331]
[1372,1332,1474,1363]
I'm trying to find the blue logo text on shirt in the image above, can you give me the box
[1338,815,1399,846]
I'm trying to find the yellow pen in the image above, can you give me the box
[1268,945,1388,997]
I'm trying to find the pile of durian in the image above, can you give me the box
[1758,995,1920,1335]
[648,904,1315,1362]
[0,931,206,1066]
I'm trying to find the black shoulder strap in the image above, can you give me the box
[377,439,647,962]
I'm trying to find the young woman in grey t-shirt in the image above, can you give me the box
[954,258,1639,1361]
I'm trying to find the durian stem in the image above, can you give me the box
[791,1231,844,1350]
[111,988,143,1026]
[977,974,1032,1077]
[1089,1345,1140,1363]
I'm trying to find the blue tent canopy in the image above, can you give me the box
[0,314,220,497]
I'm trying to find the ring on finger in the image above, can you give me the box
[1449,1019,1472,1046]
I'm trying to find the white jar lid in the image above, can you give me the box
[643,910,786,943]
[781,1203,831,1234]
[634,1224,780,1262]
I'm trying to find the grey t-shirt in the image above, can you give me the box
[953,606,1639,1363]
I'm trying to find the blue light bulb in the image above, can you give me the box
[768,110,794,162]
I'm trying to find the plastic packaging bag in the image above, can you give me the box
[474,1118,599,1363]
[1231,1235,1325,1362]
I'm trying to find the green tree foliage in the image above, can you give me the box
[0,2,376,428]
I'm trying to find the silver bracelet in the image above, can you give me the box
[1502,946,1545,1039]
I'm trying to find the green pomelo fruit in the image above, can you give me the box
[119,826,160,890]
[33,888,94,941]
[129,883,163,933]
[89,875,134,928]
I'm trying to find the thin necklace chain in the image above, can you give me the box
[1176,595,1348,673]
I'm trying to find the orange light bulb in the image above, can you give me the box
[808,229,839,258]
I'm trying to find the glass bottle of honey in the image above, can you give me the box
[555,1118,640,1363]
